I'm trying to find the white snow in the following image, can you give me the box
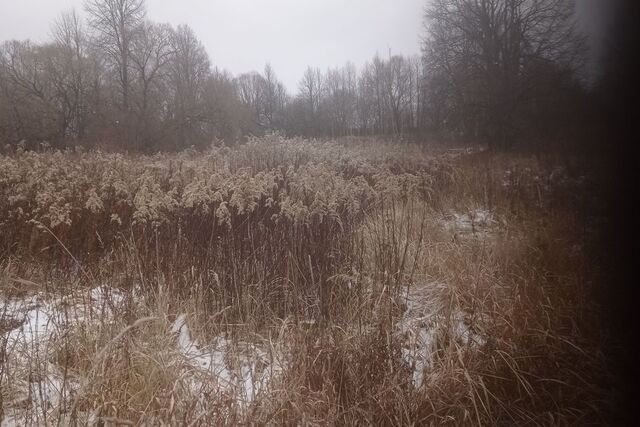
[170,313,286,408]
[442,209,499,237]
[395,283,487,388]
[2,286,125,351]
[1,286,125,425]
[2,278,488,421]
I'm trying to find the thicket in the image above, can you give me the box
[0,136,610,424]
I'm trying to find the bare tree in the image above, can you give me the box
[357,62,377,135]
[168,24,210,148]
[262,63,288,130]
[50,10,89,139]
[130,21,173,146]
[84,0,146,116]
[0,41,64,143]
[204,68,254,142]
[383,55,412,134]
[423,0,585,148]
[235,64,288,132]
[298,67,323,135]
[236,71,265,128]
[323,63,358,136]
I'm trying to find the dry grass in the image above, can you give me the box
[0,136,611,425]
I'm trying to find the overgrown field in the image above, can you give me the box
[1,136,611,425]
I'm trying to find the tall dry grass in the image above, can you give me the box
[0,136,611,425]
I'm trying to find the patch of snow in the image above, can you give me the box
[2,286,125,349]
[0,364,77,427]
[1,286,125,424]
[395,283,487,389]
[170,314,286,408]
[442,209,498,236]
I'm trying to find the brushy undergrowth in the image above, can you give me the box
[1,136,611,425]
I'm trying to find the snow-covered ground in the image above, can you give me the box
[1,286,125,426]
[395,282,487,388]
[442,208,499,237]
[170,313,287,408]
[0,286,287,425]
[1,281,488,423]
[2,286,124,348]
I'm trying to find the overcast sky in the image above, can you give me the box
[0,0,612,90]
[0,0,425,92]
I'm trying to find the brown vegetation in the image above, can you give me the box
[1,136,611,425]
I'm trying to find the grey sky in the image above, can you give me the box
[0,0,425,92]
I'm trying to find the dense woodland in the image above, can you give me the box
[0,0,591,151]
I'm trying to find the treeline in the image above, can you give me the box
[0,2,252,151]
[0,0,589,151]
